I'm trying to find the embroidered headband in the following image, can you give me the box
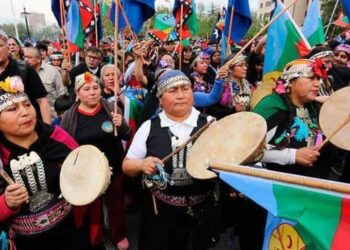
[227,54,247,68]
[0,76,28,112]
[157,70,191,97]
[74,72,100,92]
[281,59,315,85]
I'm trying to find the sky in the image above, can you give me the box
[0,0,258,25]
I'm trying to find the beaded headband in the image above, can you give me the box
[309,50,334,60]
[281,59,315,85]
[228,54,247,68]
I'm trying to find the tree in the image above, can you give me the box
[321,0,343,37]
[245,14,267,39]
[0,23,26,41]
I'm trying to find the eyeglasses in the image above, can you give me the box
[86,54,101,61]
[24,55,40,60]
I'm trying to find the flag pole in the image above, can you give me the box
[209,161,350,194]
[9,0,19,40]
[93,0,98,45]
[226,6,234,55]
[117,0,139,43]
[114,0,120,136]
[122,30,125,75]
[59,0,71,63]
[222,0,300,71]
[325,0,340,37]
[179,3,184,70]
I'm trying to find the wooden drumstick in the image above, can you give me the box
[0,169,15,185]
[318,113,350,150]
[161,118,216,163]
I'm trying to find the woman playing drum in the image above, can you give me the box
[0,77,90,249]
[61,71,131,249]
[254,59,331,178]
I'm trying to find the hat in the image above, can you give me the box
[75,72,100,92]
[0,29,8,43]
[0,76,28,112]
[157,70,191,97]
[281,59,315,86]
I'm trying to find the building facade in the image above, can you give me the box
[257,0,311,26]
[28,12,46,31]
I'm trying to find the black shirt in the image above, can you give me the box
[329,66,350,91]
[74,105,126,174]
[0,58,48,119]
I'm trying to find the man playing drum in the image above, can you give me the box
[123,70,219,250]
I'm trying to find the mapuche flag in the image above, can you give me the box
[263,0,311,82]
[302,0,325,47]
[173,0,198,39]
[217,167,350,250]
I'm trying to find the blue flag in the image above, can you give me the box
[110,0,155,34]
[209,13,222,44]
[341,0,350,21]
[51,0,70,27]
[223,0,252,44]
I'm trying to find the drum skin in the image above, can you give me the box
[60,145,111,206]
[187,112,267,179]
[319,86,350,151]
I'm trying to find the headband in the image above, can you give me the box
[75,72,100,92]
[0,76,28,112]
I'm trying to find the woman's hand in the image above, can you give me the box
[315,95,329,103]
[5,183,29,210]
[61,60,72,72]
[216,67,228,79]
[235,101,245,112]
[111,112,123,127]
[139,157,163,175]
[296,146,320,167]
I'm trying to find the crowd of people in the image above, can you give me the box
[0,25,350,250]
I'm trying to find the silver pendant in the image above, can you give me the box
[29,190,54,213]
[171,168,193,186]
